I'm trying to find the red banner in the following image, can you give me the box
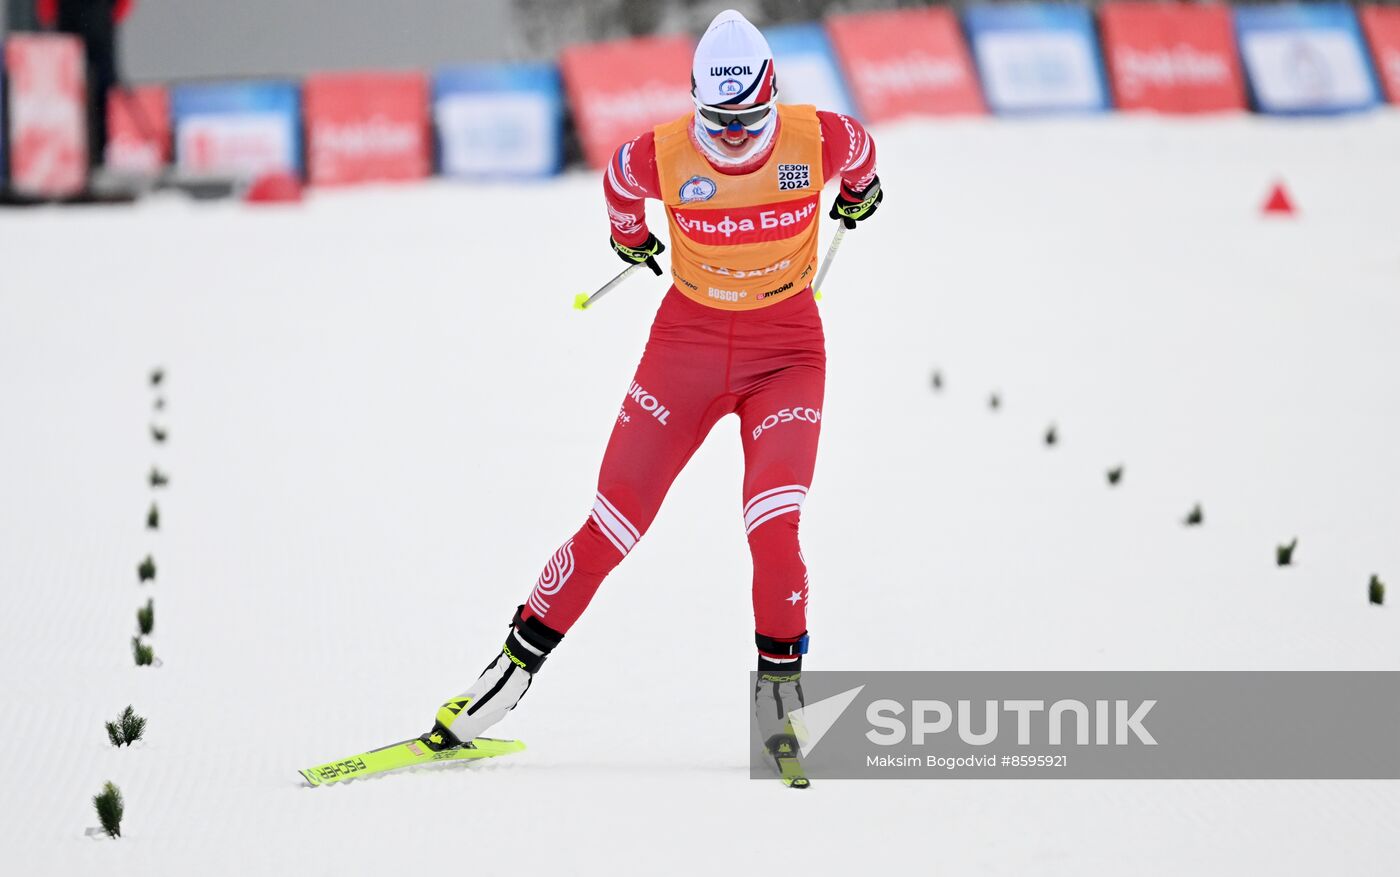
[1101,2,1246,113]
[826,8,984,121]
[560,35,694,170]
[1361,6,1400,104]
[4,33,86,197]
[303,72,430,186]
[106,85,170,174]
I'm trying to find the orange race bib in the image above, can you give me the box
[654,105,826,311]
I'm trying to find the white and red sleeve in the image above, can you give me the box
[603,131,662,248]
[817,111,877,197]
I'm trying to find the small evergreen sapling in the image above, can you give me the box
[150,425,168,443]
[1107,466,1124,486]
[105,706,146,747]
[1044,424,1058,447]
[930,370,943,391]
[149,367,164,387]
[146,503,159,530]
[137,599,154,635]
[1183,504,1203,526]
[93,782,124,838]
[149,467,169,488]
[132,637,154,667]
[120,706,146,744]
[989,392,1001,411]
[1276,538,1298,567]
[1370,575,1385,606]
[154,396,165,411]
[138,555,156,583]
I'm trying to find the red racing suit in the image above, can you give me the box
[520,106,877,663]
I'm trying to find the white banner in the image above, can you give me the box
[1240,31,1374,111]
[772,54,855,116]
[436,92,556,177]
[977,31,1104,112]
[176,114,295,177]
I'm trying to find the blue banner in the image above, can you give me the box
[964,4,1110,114]
[1234,3,1380,115]
[762,23,857,117]
[433,63,563,179]
[171,81,302,176]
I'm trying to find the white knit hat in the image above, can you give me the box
[691,9,777,106]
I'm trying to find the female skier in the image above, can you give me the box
[425,9,881,770]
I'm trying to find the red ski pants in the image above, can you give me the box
[520,287,825,649]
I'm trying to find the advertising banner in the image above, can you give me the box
[964,4,1110,114]
[762,22,857,117]
[1234,4,1380,114]
[304,72,430,186]
[172,81,302,177]
[826,8,984,121]
[1101,2,1246,112]
[434,63,563,179]
[1360,5,1400,104]
[4,33,87,198]
[106,85,170,175]
[560,35,694,170]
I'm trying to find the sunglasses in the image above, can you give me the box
[695,98,775,130]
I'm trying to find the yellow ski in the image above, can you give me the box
[300,735,525,787]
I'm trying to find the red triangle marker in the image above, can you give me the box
[245,171,304,205]
[1262,182,1295,216]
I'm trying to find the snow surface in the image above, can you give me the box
[2,112,1399,875]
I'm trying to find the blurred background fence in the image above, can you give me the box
[0,1,1397,80]
[2,1,1399,202]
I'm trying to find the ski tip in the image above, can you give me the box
[783,775,812,789]
[573,293,590,311]
[298,769,323,788]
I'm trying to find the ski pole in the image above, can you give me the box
[573,260,652,311]
[811,224,847,301]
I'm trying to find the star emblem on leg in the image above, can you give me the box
[786,590,803,605]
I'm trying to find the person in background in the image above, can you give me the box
[37,0,135,171]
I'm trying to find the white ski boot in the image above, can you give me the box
[425,606,563,750]
[754,632,811,788]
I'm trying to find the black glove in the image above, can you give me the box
[829,176,883,230]
[610,233,666,276]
